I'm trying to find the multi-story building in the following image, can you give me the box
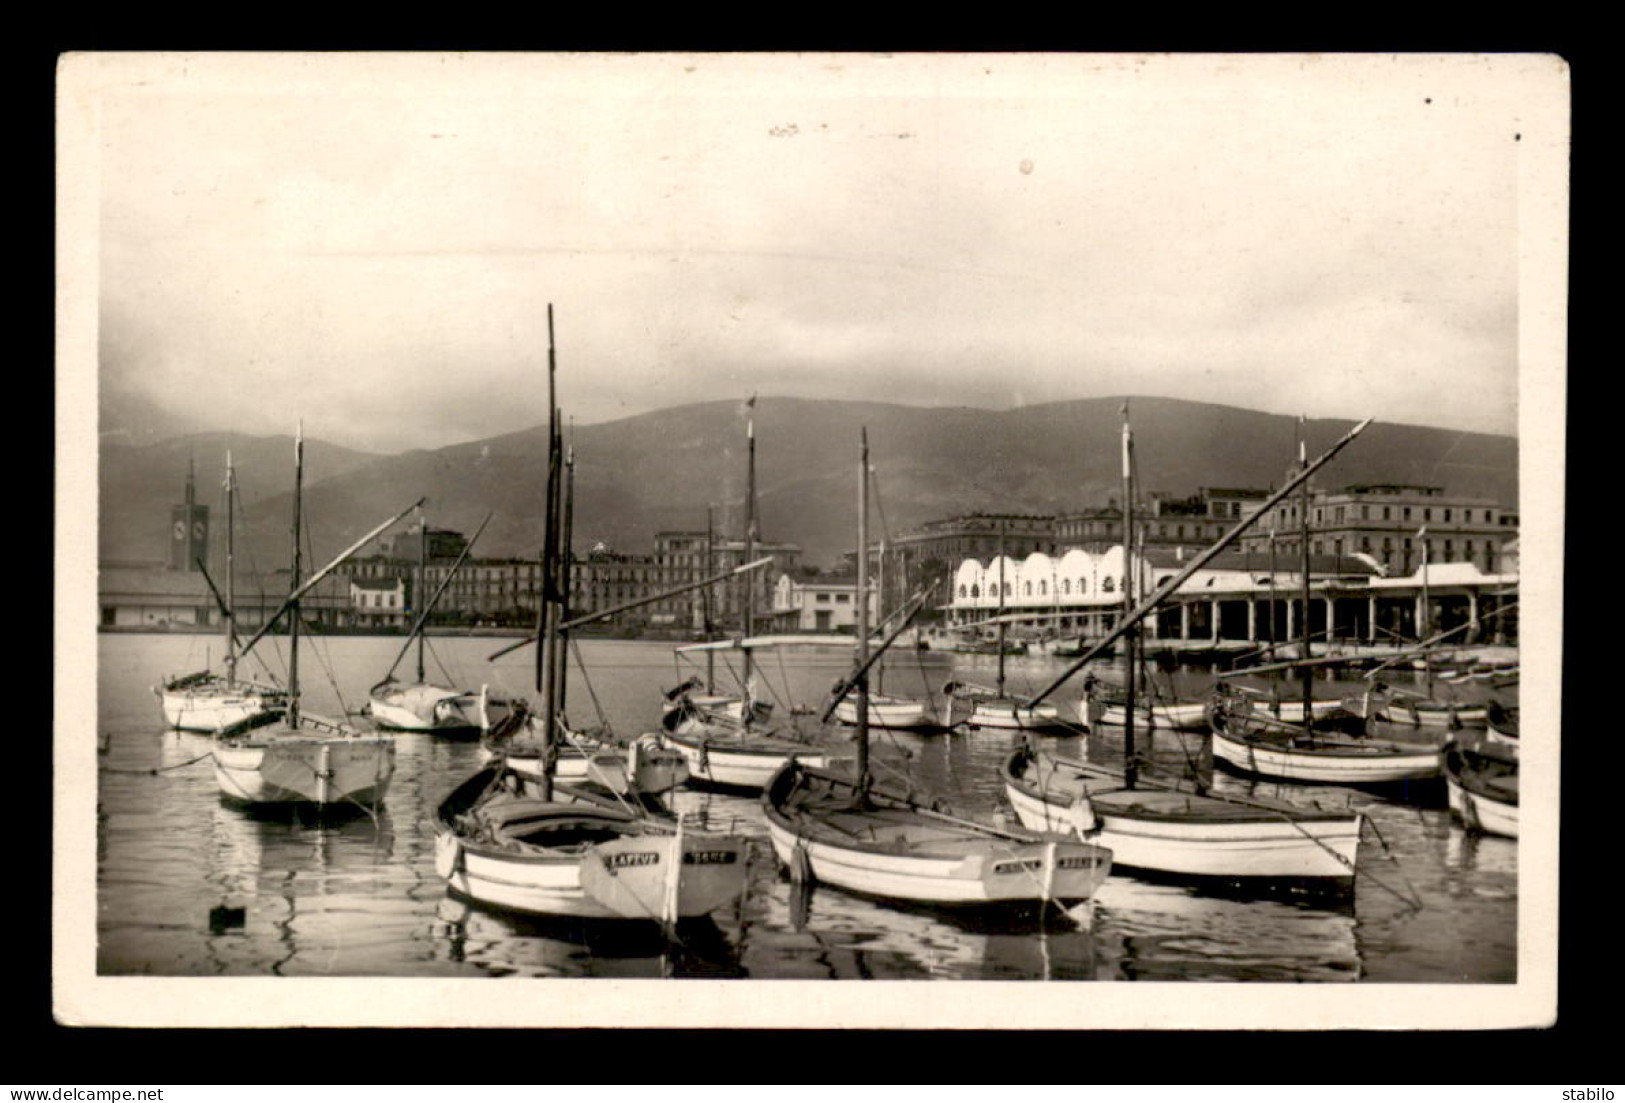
[1053,487,1271,554]
[349,577,407,629]
[653,531,804,633]
[1238,483,1517,576]
[769,572,878,632]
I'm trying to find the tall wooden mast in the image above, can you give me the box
[1121,401,1138,791]
[223,451,237,685]
[742,395,758,724]
[1298,416,1314,728]
[288,423,304,730]
[855,427,871,801]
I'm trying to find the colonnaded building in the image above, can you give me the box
[945,544,1518,648]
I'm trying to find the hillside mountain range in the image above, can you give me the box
[95,396,1519,571]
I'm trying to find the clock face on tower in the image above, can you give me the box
[174,521,186,540]
[193,522,206,541]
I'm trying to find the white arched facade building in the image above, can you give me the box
[940,545,1515,652]
[949,547,1243,644]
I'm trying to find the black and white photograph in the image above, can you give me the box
[54,51,1567,1029]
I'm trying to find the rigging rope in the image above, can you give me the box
[569,636,615,740]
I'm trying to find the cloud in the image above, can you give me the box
[89,53,1535,451]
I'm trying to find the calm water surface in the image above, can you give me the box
[95,633,1517,981]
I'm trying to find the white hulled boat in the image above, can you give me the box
[1207,692,1443,785]
[367,513,511,737]
[435,306,749,927]
[1443,732,1519,838]
[213,426,419,812]
[155,454,290,732]
[763,428,1111,914]
[1001,746,1361,889]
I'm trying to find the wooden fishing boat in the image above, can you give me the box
[215,712,396,807]
[155,455,290,732]
[764,758,1111,908]
[942,680,1066,731]
[1358,686,1489,730]
[213,427,420,811]
[659,713,842,792]
[1213,681,1346,724]
[1444,734,1519,838]
[436,307,750,927]
[660,680,773,734]
[482,699,691,797]
[1001,746,1362,887]
[368,514,506,737]
[159,672,288,734]
[1207,693,1442,784]
[833,692,934,729]
[1078,675,1209,732]
[436,765,748,921]
[763,428,1112,914]
[1485,699,1520,748]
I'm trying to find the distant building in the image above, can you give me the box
[1238,483,1518,577]
[946,544,1515,646]
[883,513,1058,622]
[99,563,350,630]
[653,531,804,632]
[769,572,878,632]
[349,577,407,629]
[378,523,469,566]
[1054,486,1271,554]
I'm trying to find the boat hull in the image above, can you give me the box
[434,776,749,921]
[833,696,933,729]
[1444,741,1519,838]
[761,762,1111,907]
[157,684,286,733]
[962,701,1064,731]
[1445,777,1519,838]
[1211,728,1442,784]
[661,730,840,791]
[480,736,691,796]
[369,683,484,734]
[1001,753,1361,883]
[214,723,395,808]
[1368,698,1489,730]
[1083,699,1210,731]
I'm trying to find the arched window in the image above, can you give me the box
[1102,577,1115,593]
[1061,578,1071,595]
[1078,577,1087,594]
[1024,581,1032,597]
[958,584,967,598]
[970,584,979,598]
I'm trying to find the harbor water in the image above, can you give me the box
[93,633,1517,982]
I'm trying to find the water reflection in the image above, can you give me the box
[432,896,745,979]
[1094,876,1361,982]
[749,876,1098,980]
[95,634,1518,982]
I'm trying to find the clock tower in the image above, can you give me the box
[169,459,211,572]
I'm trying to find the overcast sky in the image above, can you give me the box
[70,52,1565,455]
